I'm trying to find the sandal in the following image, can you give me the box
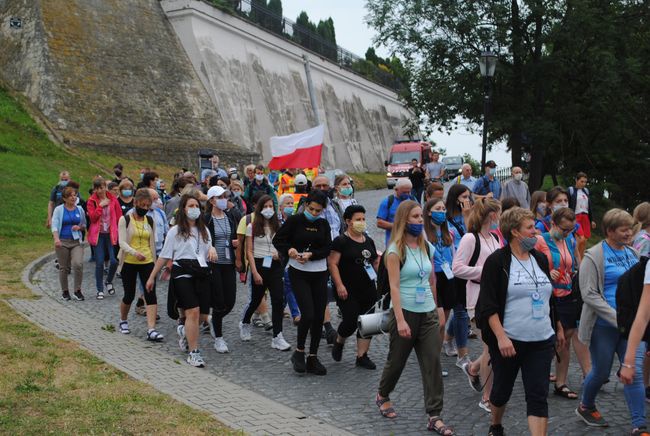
[105,282,115,296]
[375,393,397,419]
[554,384,578,399]
[147,329,164,342]
[549,373,557,383]
[119,321,130,334]
[428,416,455,435]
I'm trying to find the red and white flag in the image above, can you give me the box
[268,125,324,170]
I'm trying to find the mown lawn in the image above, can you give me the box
[0,87,234,434]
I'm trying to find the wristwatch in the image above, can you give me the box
[621,363,634,369]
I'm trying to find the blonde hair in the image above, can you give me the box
[118,178,134,190]
[500,207,535,243]
[467,198,501,233]
[602,208,634,235]
[633,202,650,234]
[386,200,428,264]
[229,179,243,191]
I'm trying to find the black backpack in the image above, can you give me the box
[616,256,649,342]
[376,243,431,310]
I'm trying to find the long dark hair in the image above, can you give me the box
[176,193,209,243]
[423,198,452,246]
[446,184,470,219]
[252,195,279,237]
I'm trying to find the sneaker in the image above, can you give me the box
[61,291,71,301]
[488,424,505,436]
[456,354,471,370]
[200,321,211,335]
[214,337,229,353]
[326,328,337,345]
[177,324,188,352]
[95,291,103,300]
[187,350,205,368]
[239,322,252,341]
[443,339,458,357]
[478,399,491,413]
[119,321,130,334]
[356,353,376,370]
[331,340,344,361]
[208,315,216,339]
[291,350,306,373]
[252,314,264,327]
[462,361,483,392]
[575,405,608,427]
[73,290,85,301]
[271,333,291,351]
[442,368,449,377]
[260,312,273,331]
[306,355,327,375]
[468,328,477,339]
[105,282,115,295]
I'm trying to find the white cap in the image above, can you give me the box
[207,186,226,199]
[295,174,308,186]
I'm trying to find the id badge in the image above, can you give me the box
[441,262,454,280]
[364,264,377,281]
[197,253,208,267]
[531,293,544,319]
[224,248,231,260]
[415,287,426,304]
[262,256,273,268]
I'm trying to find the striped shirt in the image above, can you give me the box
[211,215,233,265]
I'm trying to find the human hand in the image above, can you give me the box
[397,318,411,339]
[253,272,263,285]
[550,269,561,281]
[100,198,110,207]
[336,285,348,300]
[620,365,635,384]
[54,239,62,248]
[71,225,81,231]
[207,247,217,262]
[498,335,516,358]
[135,252,146,261]
[231,239,239,248]
[145,278,155,292]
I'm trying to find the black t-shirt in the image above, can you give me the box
[118,197,134,215]
[408,167,425,189]
[331,234,378,302]
[49,184,65,207]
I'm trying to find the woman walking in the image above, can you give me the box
[51,186,87,301]
[376,200,454,434]
[278,194,301,324]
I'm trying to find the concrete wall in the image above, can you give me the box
[162,0,412,172]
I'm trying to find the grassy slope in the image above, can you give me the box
[0,87,233,434]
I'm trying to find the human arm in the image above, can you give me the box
[437,163,446,179]
[307,220,332,260]
[376,218,393,231]
[488,313,516,357]
[376,198,393,230]
[272,215,294,258]
[620,283,650,384]
[246,232,262,285]
[146,256,170,291]
[327,250,347,300]
[579,253,617,326]
[118,216,146,260]
[47,201,54,228]
[387,252,410,338]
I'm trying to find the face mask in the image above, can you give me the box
[156,180,161,190]
[552,204,567,213]
[261,208,275,219]
[139,173,144,181]
[59,180,69,187]
[232,191,241,198]
[536,204,547,216]
[114,170,122,177]
[186,207,201,220]
[431,211,447,225]
[230,173,238,180]
[304,210,320,222]
[340,187,353,197]
[283,207,294,216]
[255,174,264,182]
[153,199,163,209]
[406,223,423,237]
[398,193,410,201]
[121,189,133,197]
[135,207,148,217]
[520,236,538,251]
[215,199,228,210]
[489,220,500,231]
[513,173,523,181]
[351,221,367,233]
[551,230,567,240]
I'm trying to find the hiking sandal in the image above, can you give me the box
[105,282,115,295]
[554,384,578,399]
[119,321,130,334]
[428,416,455,435]
[147,330,164,342]
[375,393,397,419]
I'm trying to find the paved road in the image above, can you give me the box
[28,188,632,435]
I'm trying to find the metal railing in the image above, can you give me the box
[211,0,403,92]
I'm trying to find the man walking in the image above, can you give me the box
[472,160,501,200]
[501,166,530,209]
[376,179,414,246]
[408,158,426,203]
[424,150,446,182]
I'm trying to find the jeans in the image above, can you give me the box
[284,269,301,318]
[581,323,647,428]
[446,305,469,349]
[94,233,117,293]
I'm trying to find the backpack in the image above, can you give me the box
[124,214,154,231]
[382,194,414,221]
[616,256,649,342]
[376,243,431,310]
[461,232,500,326]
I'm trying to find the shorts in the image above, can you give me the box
[435,272,456,311]
[576,213,591,239]
[173,276,211,314]
[554,294,579,330]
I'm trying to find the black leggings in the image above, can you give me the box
[210,263,236,338]
[121,262,156,305]
[242,259,285,336]
[288,267,329,355]
[337,296,375,338]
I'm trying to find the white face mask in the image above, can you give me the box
[187,207,201,220]
[153,199,163,209]
[513,173,523,181]
[255,174,264,182]
[261,208,275,219]
[215,198,228,210]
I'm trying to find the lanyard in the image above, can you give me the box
[406,246,427,281]
[513,254,540,291]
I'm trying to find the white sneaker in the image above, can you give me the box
[214,337,229,353]
[478,399,491,413]
[187,350,205,368]
[239,322,252,341]
[271,333,291,351]
[260,312,273,331]
[177,324,188,352]
[207,315,215,338]
[443,339,458,357]
[456,354,471,370]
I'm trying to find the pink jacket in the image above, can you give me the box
[87,192,122,246]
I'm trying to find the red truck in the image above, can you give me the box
[384,140,433,189]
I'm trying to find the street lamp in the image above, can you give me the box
[479,48,497,171]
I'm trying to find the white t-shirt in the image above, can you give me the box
[246,224,277,259]
[575,189,589,214]
[160,226,212,266]
[644,261,650,285]
[503,255,554,342]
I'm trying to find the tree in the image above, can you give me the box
[365,47,380,64]
[316,18,337,61]
[266,0,283,34]
[249,0,267,26]
[365,0,650,208]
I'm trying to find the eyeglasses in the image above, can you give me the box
[558,226,574,235]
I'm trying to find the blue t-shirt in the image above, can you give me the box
[432,229,454,273]
[448,215,466,249]
[597,243,638,327]
[473,176,501,199]
[387,242,436,313]
[60,207,82,240]
[377,195,408,245]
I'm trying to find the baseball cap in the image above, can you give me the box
[207,186,226,199]
[294,174,308,186]
[485,160,497,168]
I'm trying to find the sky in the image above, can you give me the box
[280,0,512,167]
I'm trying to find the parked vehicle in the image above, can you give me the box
[384,140,433,189]
[442,155,464,181]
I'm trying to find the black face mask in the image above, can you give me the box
[114,170,122,177]
[135,207,148,217]
[320,189,334,199]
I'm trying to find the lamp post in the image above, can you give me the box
[479,48,497,171]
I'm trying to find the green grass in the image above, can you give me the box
[0,86,234,433]
[349,172,387,191]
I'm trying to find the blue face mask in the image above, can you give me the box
[431,211,447,225]
[340,187,353,197]
[59,180,69,187]
[398,193,410,201]
[283,207,294,216]
[121,189,133,197]
[406,223,423,237]
[304,210,320,222]
[490,221,499,231]
[156,180,161,190]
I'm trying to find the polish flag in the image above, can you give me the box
[268,125,324,170]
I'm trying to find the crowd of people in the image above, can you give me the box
[47,154,650,435]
